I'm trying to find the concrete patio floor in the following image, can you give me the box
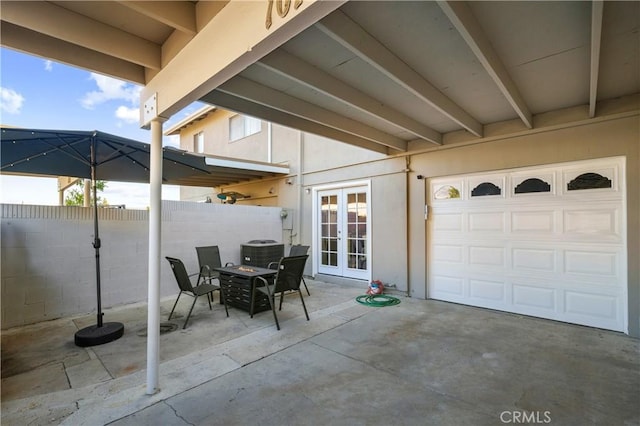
[1,279,639,425]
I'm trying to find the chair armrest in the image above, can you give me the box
[225,262,235,267]
[195,266,212,286]
[189,271,203,286]
[267,261,278,270]
[255,276,273,297]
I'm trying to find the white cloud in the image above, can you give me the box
[44,60,53,71]
[101,182,180,209]
[80,73,141,110]
[165,134,180,148]
[0,87,25,114]
[115,105,139,124]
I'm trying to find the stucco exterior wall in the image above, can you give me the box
[178,109,275,202]
[167,103,639,336]
[303,156,410,290]
[407,114,639,336]
[302,132,387,173]
[0,201,282,329]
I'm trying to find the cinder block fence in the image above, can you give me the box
[1,201,282,329]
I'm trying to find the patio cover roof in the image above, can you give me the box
[3,1,636,154]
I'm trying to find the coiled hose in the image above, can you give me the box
[355,294,401,307]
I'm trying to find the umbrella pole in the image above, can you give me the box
[92,169,103,327]
[74,140,124,347]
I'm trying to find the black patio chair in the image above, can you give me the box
[251,255,309,330]
[166,256,228,329]
[267,245,311,305]
[288,245,310,296]
[195,245,234,302]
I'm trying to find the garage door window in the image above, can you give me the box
[471,182,502,197]
[567,172,612,191]
[514,178,551,194]
[434,184,461,200]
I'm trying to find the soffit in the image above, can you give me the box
[1,1,638,155]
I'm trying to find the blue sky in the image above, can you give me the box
[0,48,203,209]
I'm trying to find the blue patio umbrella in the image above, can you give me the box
[0,127,213,346]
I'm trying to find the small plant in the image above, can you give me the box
[64,179,109,206]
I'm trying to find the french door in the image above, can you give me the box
[317,185,370,280]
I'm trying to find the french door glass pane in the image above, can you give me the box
[346,191,367,271]
[321,194,339,267]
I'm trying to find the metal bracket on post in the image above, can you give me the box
[142,93,158,128]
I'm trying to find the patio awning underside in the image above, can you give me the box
[2,2,637,155]
[0,127,289,188]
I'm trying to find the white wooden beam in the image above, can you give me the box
[0,22,146,84]
[257,50,442,145]
[1,1,161,70]
[589,1,604,118]
[202,91,389,155]
[218,76,407,151]
[141,0,345,122]
[117,1,197,35]
[316,9,483,137]
[438,1,533,129]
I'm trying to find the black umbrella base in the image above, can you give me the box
[75,322,124,347]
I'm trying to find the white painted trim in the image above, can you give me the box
[312,180,371,192]
[313,180,371,274]
[204,157,289,174]
[311,180,372,281]
[163,105,216,136]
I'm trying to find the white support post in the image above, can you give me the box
[267,122,273,163]
[146,118,163,395]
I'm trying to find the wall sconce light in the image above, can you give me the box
[217,192,250,204]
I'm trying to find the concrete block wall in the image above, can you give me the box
[1,201,282,329]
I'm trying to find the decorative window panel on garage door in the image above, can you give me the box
[428,157,627,333]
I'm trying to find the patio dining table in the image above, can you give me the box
[214,265,277,314]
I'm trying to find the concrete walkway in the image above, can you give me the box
[2,279,639,425]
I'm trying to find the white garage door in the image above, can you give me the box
[428,157,627,332]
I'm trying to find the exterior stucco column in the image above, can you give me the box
[408,166,427,299]
[146,118,164,395]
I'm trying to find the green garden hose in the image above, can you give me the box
[355,294,401,307]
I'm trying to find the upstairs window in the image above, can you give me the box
[194,132,204,153]
[229,114,261,142]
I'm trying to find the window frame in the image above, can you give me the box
[193,131,204,153]
[229,114,261,142]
